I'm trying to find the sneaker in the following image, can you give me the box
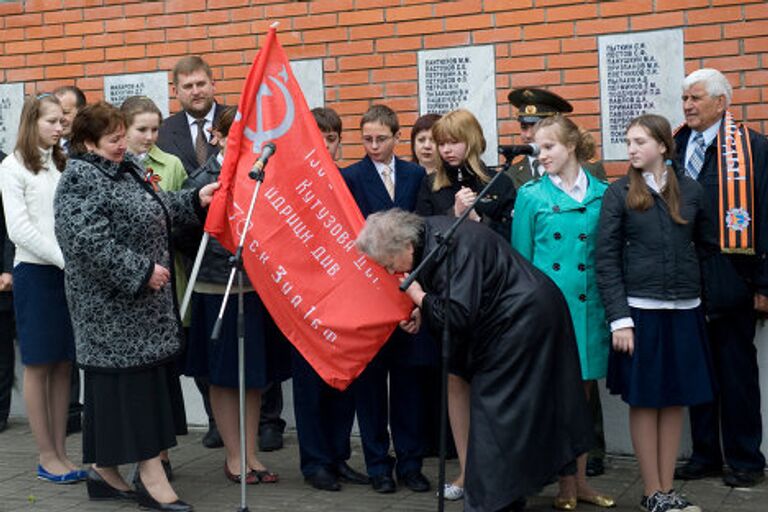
[437,483,464,501]
[640,491,675,512]
[666,490,702,512]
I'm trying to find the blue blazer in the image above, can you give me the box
[342,156,435,366]
[341,156,425,218]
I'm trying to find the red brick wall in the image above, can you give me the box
[1,0,767,173]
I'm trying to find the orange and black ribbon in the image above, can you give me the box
[717,111,754,254]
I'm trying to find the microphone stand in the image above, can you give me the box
[210,147,274,512]
[399,157,513,512]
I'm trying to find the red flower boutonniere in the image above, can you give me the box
[144,166,162,192]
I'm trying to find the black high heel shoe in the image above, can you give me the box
[86,468,137,501]
[134,475,193,512]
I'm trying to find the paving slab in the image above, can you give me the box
[0,419,765,511]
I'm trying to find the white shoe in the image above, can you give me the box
[438,483,464,501]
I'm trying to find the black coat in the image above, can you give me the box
[675,122,768,314]
[416,217,591,512]
[595,171,718,323]
[415,162,516,242]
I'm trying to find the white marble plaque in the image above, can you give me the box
[418,45,498,166]
[0,83,25,156]
[598,29,685,160]
[104,71,169,117]
[290,59,324,110]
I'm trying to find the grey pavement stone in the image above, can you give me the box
[0,418,765,511]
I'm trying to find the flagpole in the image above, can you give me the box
[180,232,210,319]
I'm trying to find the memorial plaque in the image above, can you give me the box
[418,45,498,166]
[0,83,24,156]
[290,59,324,110]
[104,71,170,117]
[598,29,685,160]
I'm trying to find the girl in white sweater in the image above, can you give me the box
[0,94,83,483]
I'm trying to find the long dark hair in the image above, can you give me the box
[625,114,686,225]
[15,95,66,173]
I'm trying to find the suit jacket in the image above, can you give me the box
[156,102,226,174]
[341,155,425,217]
[506,156,607,189]
[675,121,768,310]
[342,156,432,365]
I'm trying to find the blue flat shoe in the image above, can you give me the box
[37,465,87,484]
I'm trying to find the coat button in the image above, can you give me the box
[578,263,586,271]
[578,233,587,241]
[554,232,562,240]
[552,263,560,271]
[552,205,560,212]
[578,294,587,302]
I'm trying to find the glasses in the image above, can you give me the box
[362,135,393,146]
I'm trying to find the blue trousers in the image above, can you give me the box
[350,344,427,478]
[291,349,355,477]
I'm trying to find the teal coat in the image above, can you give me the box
[512,172,610,380]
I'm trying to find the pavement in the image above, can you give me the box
[0,419,766,512]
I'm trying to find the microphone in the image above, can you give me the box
[248,142,276,179]
[498,144,540,158]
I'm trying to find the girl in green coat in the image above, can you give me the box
[511,114,613,511]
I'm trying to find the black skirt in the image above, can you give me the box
[83,363,186,466]
[607,307,716,408]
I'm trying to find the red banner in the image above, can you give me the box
[205,28,412,390]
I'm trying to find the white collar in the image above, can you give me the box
[641,169,667,194]
[549,168,589,202]
[185,104,216,127]
[372,157,396,175]
[691,118,722,147]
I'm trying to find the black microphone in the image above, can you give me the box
[248,142,276,179]
[498,143,540,158]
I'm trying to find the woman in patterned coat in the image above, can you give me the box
[54,101,219,511]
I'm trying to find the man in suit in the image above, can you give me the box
[157,55,286,452]
[53,85,86,155]
[157,56,224,174]
[342,105,430,494]
[0,150,14,434]
[673,68,767,488]
[505,87,606,189]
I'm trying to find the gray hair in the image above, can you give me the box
[683,68,732,107]
[356,209,424,264]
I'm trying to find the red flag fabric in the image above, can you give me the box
[205,28,413,390]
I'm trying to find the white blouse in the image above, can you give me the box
[0,149,65,269]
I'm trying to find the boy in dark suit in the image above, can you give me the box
[341,105,431,494]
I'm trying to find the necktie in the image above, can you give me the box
[686,132,706,180]
[194,118,208,167]
[381,166,395,200]
[531,158,541,177]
